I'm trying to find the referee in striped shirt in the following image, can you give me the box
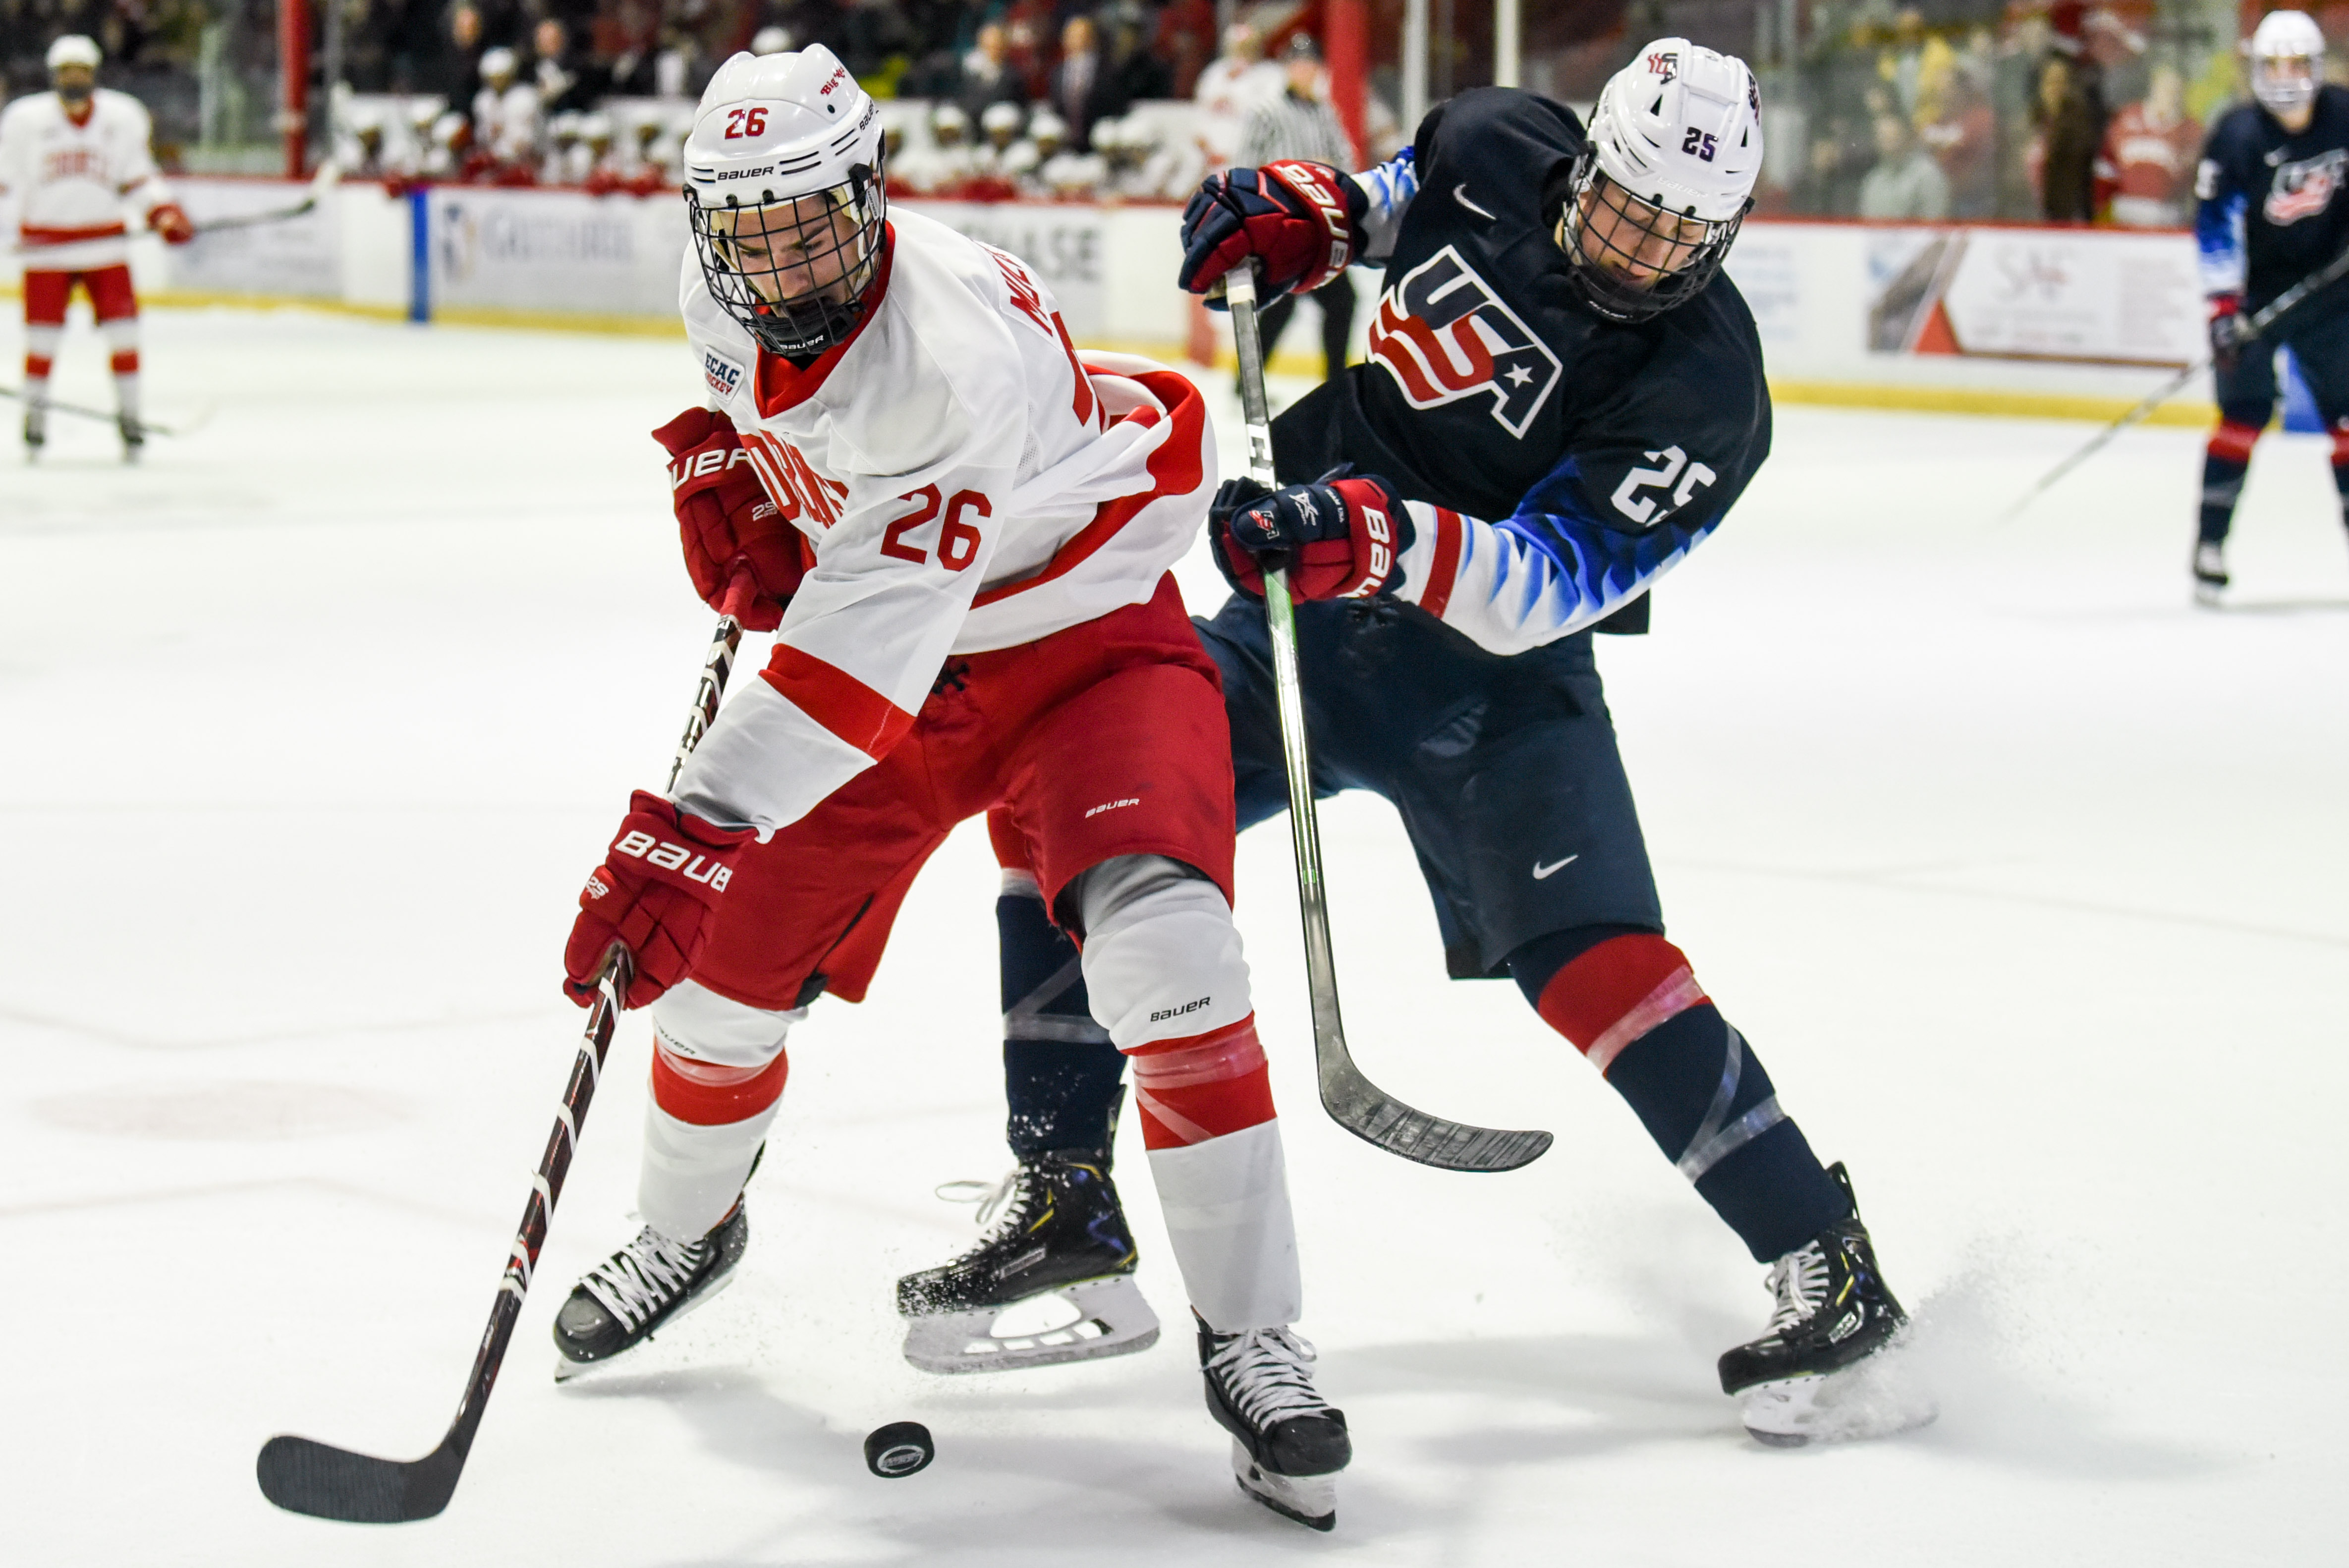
[1237,34,1357,386]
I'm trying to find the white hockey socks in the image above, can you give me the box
[1075,855,1303,1331]
[636,979,802,1240]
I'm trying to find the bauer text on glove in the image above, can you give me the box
[563,790,754,1009]
[654,406,808,631]
[1177,161,1368,304]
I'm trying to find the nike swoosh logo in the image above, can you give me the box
[1454,183,1497,221]
[1532,855,1578,879]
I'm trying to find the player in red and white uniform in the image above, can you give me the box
[0,35,193,460]
[545,46,1351,1530]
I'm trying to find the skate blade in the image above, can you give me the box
[552,1269,739,1382]
[1232,1439,1336,1531]
[1740,1348,1939,1448]
[899,1275,1160,1375]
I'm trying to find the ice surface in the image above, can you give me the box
[3,305,2345,1565]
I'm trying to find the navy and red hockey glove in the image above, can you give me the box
[563,791,755,1010]
[1212,472,1413,604]
[2208,292,2248,374]
[653,406,807,632]
[1178,161,1368,304]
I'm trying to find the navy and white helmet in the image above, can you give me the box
[682,47,888,358]
[2248,10,2326,121]
[1560,40,1762,323]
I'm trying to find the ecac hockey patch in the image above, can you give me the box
[703,348,747,400]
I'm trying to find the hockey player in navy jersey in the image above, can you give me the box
[2192,9,2349,604]
[885,42,1924,1448]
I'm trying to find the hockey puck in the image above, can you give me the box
[863,1421,934,1478]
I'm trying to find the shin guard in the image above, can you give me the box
[2201,420,2260,546]
[637,979,798,1240]
[998,869,1128,1160]
[1134,1022,1298,1331]
[1528,934,1849,1262]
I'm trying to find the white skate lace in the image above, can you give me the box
[1766,1240,1831,1333]
[932,1165,1044,1263]
[1208,1327,1332,1429]
[581,1225,709,1331]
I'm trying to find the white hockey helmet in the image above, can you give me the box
[751,25,793,56]
[479,46,517,84]
[1561,39,1762,323]
[2249,10,2326,120]
[683,47,888,359]
[46,34,101,72]
[931,101,970,145]
[1027,109,1067,154]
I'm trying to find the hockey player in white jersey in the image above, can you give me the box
[0,34,192,459]
[546,47,1351,1530]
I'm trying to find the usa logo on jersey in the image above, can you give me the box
[1367,247,1563,439]
[2265,148,2347,224]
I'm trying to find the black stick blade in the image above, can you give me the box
[1349,1106,1553,1173]
[256,1433,463,1523]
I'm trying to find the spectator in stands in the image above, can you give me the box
[1237,34,1356,385]
[1107,12,1173,105]
[1918,31,1997,218]
[2095,61,2197,226]
[1154,0,1216,99]
[532,18,605,115]
[1858,110,1951,219]
[438,2,489,103]
[1048,15,1124,152]
[960,21,1025,119]
[2036,1,2105,222]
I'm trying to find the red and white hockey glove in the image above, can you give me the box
[1211,473,1413,604]
[2207,292,2248,374]
[148,202,196,245]
[1177,162,1367,304]
[563,790,755,1009]
[653,406,808,631]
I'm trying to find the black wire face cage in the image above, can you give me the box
[1557,152,1745,325]
[690,162,887,360]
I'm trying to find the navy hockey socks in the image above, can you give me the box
[998,884,1129,1162]
[1510,928,1850,1263]
[2200,419,2260,546]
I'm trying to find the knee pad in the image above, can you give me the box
[1074,855,1254,1049]
[1129,1016,1275,1149]
[647,978,799,1124]
[1532,933,1708,1071]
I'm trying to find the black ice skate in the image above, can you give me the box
[1717,1164,1932,1446]
[1199,1314,1350,1531]
[2192,542,2229,606]
[23,406,44,460]
[118,412,144,464]
[551,1203,747,1380]
[895,1150,1159,1373]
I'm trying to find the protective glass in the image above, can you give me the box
[689,166,886,359]
[1557,155,1744,324]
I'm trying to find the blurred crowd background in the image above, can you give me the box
[0,0,2323,223]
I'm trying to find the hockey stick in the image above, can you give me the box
[0,382,200,437]
[1224,265,1553,1174]
[2001,241,2349,524]
[8,164,342,257]
[256,567,760,1523]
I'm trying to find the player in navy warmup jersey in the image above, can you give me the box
[2192,9,2349,603]
[889,42,1925,1448]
